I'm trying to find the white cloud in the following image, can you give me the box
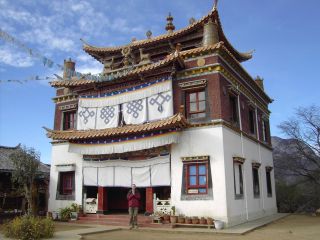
[0,46,34,67]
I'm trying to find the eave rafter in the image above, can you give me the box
[44,113,188,141]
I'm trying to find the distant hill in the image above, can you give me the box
[272,136,302,184]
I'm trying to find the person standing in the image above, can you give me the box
[127,184,140,229]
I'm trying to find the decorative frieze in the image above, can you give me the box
[181,155,209,162]
[178,79,207,90]
[233,156,245,164]
[266,166,273,172]
[59,103,77,111]
[252,161,261,169]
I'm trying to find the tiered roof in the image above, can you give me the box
[83,8,252,63]
[45,113,188,141]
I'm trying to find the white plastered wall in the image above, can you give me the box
[170,126,229,222]
[222,126,277,227]
[48,142,83,212]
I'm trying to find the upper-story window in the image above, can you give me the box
[248,108,256,135]
[186,90,206,119]
[262,118,269,142]
[62,111,77,130]
[229,95,239,125]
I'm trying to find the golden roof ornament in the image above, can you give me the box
[146,30,152,39]
[189,17,196,25]
[213,0,219,10]
[165,12,175,33]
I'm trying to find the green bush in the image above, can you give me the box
[59,206,72,221]
[3,216,54,240]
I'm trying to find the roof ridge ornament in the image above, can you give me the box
[213,0,219,10]
[165,12,175,33]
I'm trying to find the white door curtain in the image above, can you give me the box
[76,77,173,130]
[69,131,180,155]
[82,155,171,187]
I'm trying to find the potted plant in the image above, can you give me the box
[170,206,178,224]
[185,216,192,224]
[207,217,214,226]
[70,203,80,221]
[192,216,199,224]
[178,214,185,223]
[200,217,207,224]
[60,207,72,222]
[163,214,170,222]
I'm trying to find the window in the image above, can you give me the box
[262,119,269,142]
[186,163,208,194]
[252,167,260,197]
[186,90,206,119]
[59,171,74,196]
[234,162,244,198]
[229,95,239,125]
[248,108,256,135]
[62,111,76,130]
[266,168,272,197]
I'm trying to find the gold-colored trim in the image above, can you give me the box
[181,155,209,162]
[252,162,261,169]
[233,156,245,164]
[178,79,207,90]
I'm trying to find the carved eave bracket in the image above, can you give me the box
[181,155,209,162]
[233,156,245,164]
[178,79,207,91]
[252,161,261,169]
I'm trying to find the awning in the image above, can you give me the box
[55,164,76,172]
[83,155,171,187]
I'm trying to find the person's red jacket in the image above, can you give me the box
[127,189,141,208]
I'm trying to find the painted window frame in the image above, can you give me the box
[185,89,206,120]
[233,161,244,199]
[229,94,239,126]
[184,162,209,195]
[266,168,273,197]
[62,110,77,130]
[248,107,256,135]
[56,171,75,200]
[252,167,260,198]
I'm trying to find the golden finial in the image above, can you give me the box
[213,0,219,10]
[165,12,175,33]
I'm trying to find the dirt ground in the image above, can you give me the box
[54,222,92,232]
[83,215,320,240]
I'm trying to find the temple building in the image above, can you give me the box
[45,3,277,227]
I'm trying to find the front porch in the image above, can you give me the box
[83,186,171,215]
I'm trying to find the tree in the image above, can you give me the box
[9,145,40,215]
[278,105,320,186]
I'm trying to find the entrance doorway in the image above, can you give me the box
[107,187,146,213]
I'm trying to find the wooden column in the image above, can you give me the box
[146,187,154,213]
[97,187,108,214]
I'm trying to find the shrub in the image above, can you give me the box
[3,216,54,240]
[59,206,72,221]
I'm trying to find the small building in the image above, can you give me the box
[0,145,50,216]
[46,3,277,227]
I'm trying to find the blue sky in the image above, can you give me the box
[0,0,319,164]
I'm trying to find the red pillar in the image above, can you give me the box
[97,187,108,215]
[146,187,154,213]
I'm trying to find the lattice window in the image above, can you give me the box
[186,90,206,119]
[62,111,76,130]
